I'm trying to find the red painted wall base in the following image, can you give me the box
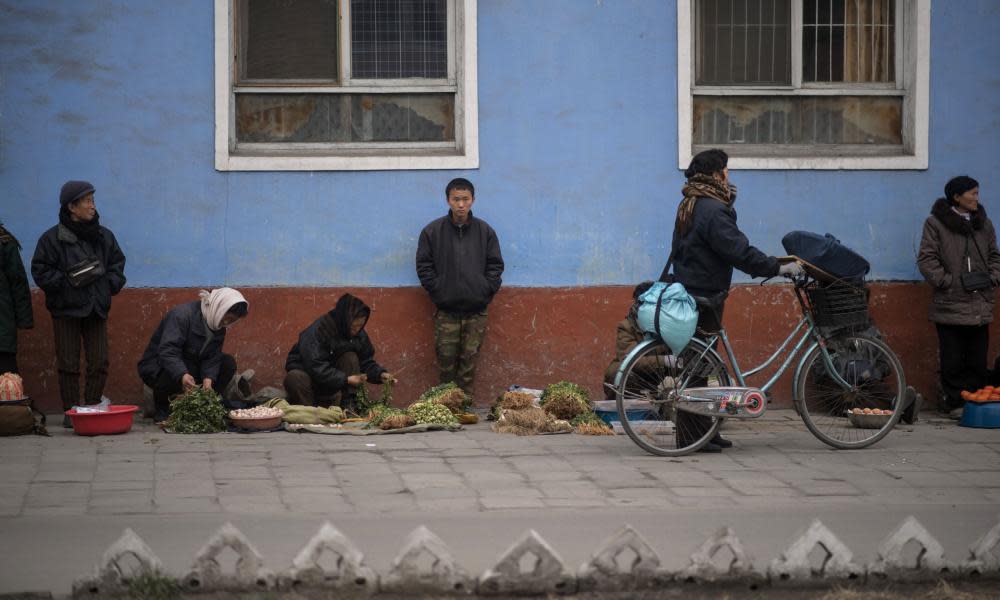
[12,284,969,413]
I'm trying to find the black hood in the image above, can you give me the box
[323,293,371,340]
[931,197,987,234]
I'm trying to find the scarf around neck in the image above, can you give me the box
[675,173,737,237]
[199,288,247,331]
[59,206,103,242]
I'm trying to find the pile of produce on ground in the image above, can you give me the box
[493,406,571,436]
[489,383,613,436]
[408,401,460,426]
[355,377,395,414]
[418,382,470,414]
[539,381,590,420]
[848,407,894,416]
[165,388,227,433]
[961,386,1000,403]
[228,406,283,419]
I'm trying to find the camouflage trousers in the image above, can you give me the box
[434,310,488,396]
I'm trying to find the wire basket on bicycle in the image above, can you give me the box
[800,278,870,328]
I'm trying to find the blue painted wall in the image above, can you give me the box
[2,1,999,287]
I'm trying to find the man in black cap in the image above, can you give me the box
[31,181,126,427]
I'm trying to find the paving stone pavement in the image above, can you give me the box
[1,410,998,595]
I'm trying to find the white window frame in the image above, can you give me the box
[677,0,929,170]
[214,0,479,171]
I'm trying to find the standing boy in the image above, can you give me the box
[416,178,504,399]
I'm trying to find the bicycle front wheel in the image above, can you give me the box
[616,337,730,456]
[795,333,905,449]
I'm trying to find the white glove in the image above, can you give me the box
[778,261,804,278]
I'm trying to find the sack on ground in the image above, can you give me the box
[0,399,47,436]
[636,281,698,354]
[781,231,869,282]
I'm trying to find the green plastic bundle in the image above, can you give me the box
[166,387,227,434]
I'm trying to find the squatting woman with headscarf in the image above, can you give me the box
[918,176,1000,419]
[283,293,395,411]
[665,149,802,452]
[137,288,249,422]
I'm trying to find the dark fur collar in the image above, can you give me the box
[931,197,986,233]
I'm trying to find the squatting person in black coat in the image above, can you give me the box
[415,178,504,399]
[31,181,126,426]
[0,221,34,375]
[137,288,249,422]
[283,293,395,411]
[666,149,802,452]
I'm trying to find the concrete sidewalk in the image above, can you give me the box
[1,410,998,596]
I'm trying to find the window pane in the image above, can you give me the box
[697,0,791,85]
[805,0,895,83]
[235,93,455,143]
[351,0,447,79]
[239,0,339,81]
[693,95,902,145]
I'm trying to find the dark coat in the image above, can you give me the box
[285,313,386,392]
[603,314,657,386]
[917,198,1000,326]
[0,226,34,354]
[669,197,779,296]
[416,211,504,315]
[137,301,227,384]
[30,223,126,319]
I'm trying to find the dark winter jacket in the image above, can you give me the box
[0,225,34,354]
[416,211,504,315]
[667,197,779,296]
[137,301,227,384]
[917,198,1000,326]
[285,296,387,391]
[603,313,666,388]
[30,223,126,319]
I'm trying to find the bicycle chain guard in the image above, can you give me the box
[674,386,767,419]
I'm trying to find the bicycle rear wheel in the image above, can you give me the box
[616,337,730,456]
[795,333,905,449]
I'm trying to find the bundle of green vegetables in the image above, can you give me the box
[166,387,227,433]
[417,382,469,414]
[407,401,459,426]
[539,381,590,420]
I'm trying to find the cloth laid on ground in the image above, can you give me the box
[286,421,462,435]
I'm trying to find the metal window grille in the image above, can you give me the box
[803,0,895,82]
[351,0,448,79]
[696,0,793,85]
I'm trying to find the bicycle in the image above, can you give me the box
[614,258,906,456]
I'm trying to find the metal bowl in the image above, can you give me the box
[847,411,892,429]
[228,415,283,430]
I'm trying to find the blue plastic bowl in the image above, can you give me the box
[591,400,653,425]
[960,401,1000,428]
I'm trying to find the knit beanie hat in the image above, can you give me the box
[60,181,95,206]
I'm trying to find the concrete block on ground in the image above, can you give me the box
[183,522,274,593]
[577,525,667,591]
[278,521,377,596]
[681,526,761,584]
[478,530,575,595]
[381,525,472,595]
[768,519,863,584]
[963,517,1000,578]
[868,516,951,581]
[72,528,164,598]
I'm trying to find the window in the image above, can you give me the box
[215,0,479,171]
[677,0,929,169]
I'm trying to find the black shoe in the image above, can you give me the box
[697,442,723,453]
[711,434,733,448]
[62,415,73,429]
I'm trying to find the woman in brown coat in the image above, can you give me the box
[917,176,1000,418]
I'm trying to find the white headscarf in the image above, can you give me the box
[199,288,247,331]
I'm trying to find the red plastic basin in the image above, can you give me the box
[66,405,139,436]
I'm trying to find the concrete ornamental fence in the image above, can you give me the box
[72,516,1000,597]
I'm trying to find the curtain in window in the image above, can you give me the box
[843,0,894,82]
